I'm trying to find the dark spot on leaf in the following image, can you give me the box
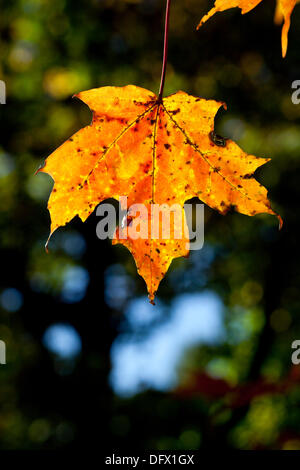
[209,131,227,147]
[141,161,151,173]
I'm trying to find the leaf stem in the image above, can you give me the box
[158,0,171,102]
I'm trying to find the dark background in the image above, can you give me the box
[1,0,300,451]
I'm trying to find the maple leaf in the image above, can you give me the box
[38,85,281,302]
[197,0,297,57]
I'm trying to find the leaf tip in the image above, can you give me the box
[45,226,58,253]
[148,290,157,305]
[72,92,85,104]
[34,161,46,175]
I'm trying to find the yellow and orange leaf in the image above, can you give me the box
[197,0,297,57]
[38,85,281,302]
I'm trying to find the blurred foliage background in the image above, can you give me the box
[1,0,300,451]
